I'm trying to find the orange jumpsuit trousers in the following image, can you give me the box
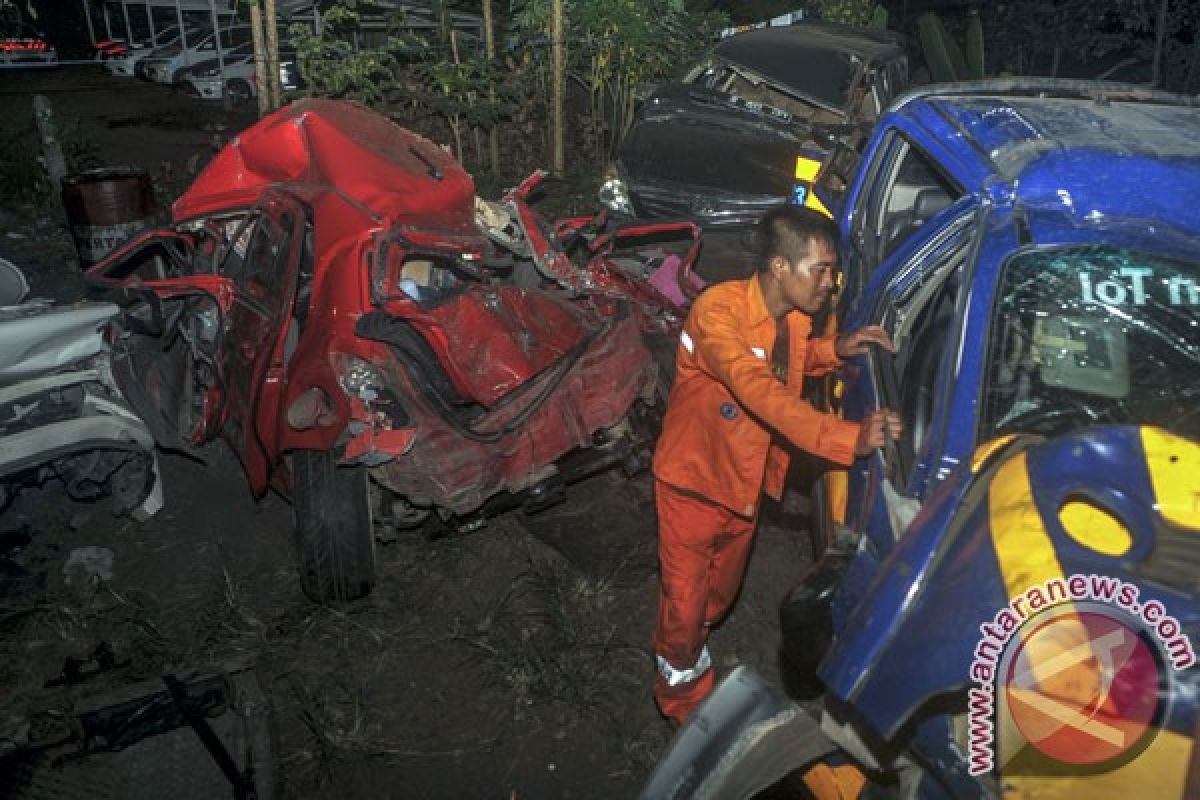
[652,479,758,724]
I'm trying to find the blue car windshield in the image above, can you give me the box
[981,246,1200,442]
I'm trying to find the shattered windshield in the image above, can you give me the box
[982,246,1200,442]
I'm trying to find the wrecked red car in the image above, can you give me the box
[87,99,661,602]
[479,170,703,337]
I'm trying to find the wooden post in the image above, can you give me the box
[263,0,282,110]
[550,0,565,174]
[482,0,499,174]
[1151,0,1170,87]
[249,2,271,117]
[448,31,465,161]
[33,95,67,211]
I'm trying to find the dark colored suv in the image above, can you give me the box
[601,22,908,228]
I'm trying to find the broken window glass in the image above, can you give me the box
[981,246,1200,442]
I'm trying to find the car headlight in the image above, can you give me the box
[201,68,219,77]
[598,173,634,216]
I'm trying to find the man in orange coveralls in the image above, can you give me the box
[651,204,902,725]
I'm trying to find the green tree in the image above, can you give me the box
[982,0,1118,77]
[290,0,722,171]
[510,0,722,162]
[811,0,881,27]
[1113,0,1195,88]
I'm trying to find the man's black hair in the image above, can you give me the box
[756,204,838,272]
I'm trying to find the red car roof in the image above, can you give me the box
[173,98,476,230]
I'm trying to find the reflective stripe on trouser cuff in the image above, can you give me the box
[656,646,712,687]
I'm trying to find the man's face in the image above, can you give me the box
[776,236,838,314]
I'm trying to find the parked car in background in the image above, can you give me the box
[180,42,298,106]
[104,25,200,77]
[0,32,57,67]
[178,41,252,102]
[643,79,1200,799]
[601,22,908,228]
[86,100,664,604]
[142,25,251,85]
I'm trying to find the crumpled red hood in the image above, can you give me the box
[173,98,476,226]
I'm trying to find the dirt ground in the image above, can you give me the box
[0,67,817,799]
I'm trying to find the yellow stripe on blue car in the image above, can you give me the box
[1142,427,1200,531]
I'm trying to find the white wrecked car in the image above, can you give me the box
[0,257,162,519]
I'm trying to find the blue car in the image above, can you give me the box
[641,80,1200,799]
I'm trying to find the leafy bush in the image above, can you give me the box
[290,0,724,175]
[812,0,882,27]
[510,0,724,161]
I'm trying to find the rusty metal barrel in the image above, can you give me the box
[61,167,157,269]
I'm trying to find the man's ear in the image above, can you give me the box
[769,256,789,278]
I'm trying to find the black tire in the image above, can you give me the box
[291,449,376,603]
[226,78,253,108]
[779,549,850,701]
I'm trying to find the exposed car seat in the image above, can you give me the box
[886,186,953,255]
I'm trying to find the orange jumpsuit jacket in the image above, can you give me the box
[652,276,861,518]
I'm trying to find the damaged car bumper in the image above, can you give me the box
[0,287,163,520]
[0,365,163,519]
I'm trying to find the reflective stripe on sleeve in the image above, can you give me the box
[656,646,712,687]
[680,330,695,354]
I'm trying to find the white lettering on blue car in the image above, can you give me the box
[1079,269,1199,306]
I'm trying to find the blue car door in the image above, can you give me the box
[841,201,980,535]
